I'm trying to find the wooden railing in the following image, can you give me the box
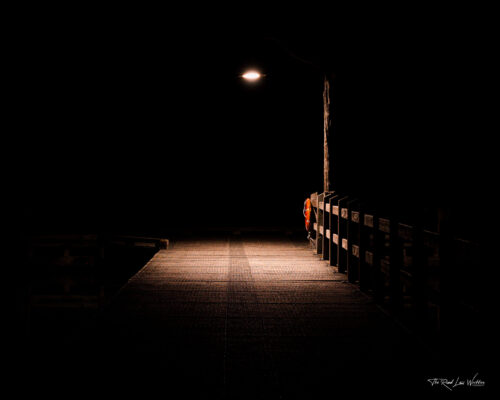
[24,234,168,309]
[309,191,482,338]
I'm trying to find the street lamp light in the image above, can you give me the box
[241,70,262,81]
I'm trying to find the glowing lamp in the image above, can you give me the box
[242,71,261,81]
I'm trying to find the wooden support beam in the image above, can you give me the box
[323,75,331,192]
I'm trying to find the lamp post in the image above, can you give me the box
[323,75,331,193]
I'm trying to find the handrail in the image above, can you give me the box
[306,190,482,338]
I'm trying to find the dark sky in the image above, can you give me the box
[14,26,326,233]
[10,10,492,236]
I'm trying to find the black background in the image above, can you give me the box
[8,7,493,239]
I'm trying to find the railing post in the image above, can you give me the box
[362,212,378,297]
[316,193,325,255]
[347,199,360,283]
[322,191,335,261]
[328,194,340,267]
[377,217,399,308]
[337,196,349,274]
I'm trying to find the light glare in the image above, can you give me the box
[242,71,261,81]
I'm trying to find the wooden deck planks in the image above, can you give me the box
[102,235,432,397]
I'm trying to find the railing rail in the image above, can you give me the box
[309,191,482,338]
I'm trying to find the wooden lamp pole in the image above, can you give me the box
[323,74,331,193]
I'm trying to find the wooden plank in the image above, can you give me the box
[321,192,335,261]
[331,205,339,215]
[398,223,413,241]
[379,218,391,233]
[365,251,374,266]
[113,235,165,242]
[364,214,374,228]
[352,244,360,258]
[134,242,157,248]
[327,194,339,267]
[311,192,318,208]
